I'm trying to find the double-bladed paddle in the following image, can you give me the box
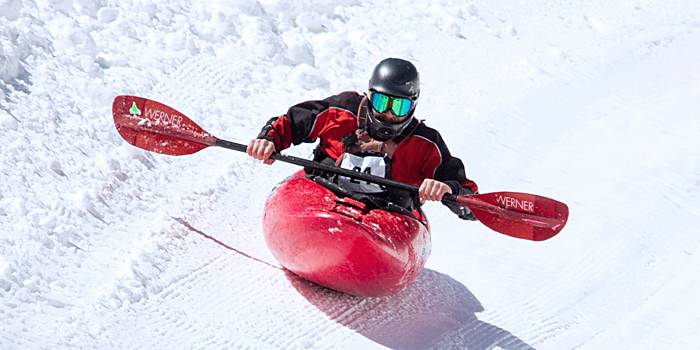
[112,95,568,241]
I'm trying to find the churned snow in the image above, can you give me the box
[1,0,700,349]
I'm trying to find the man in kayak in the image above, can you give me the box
[247,58,478,220]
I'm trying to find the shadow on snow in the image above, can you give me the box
[286,268,535,350]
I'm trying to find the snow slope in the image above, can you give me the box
[1,0,699,348]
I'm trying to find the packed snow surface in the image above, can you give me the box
[1,0,700,349]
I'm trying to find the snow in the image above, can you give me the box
[1,0,699,348]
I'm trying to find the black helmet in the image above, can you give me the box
[366,58,420,141]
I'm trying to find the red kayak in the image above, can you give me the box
[263,171,431,297]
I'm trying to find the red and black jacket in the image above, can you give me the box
[258,91,478,214]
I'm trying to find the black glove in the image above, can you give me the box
[443,181,477,221]
[444,201,477,221]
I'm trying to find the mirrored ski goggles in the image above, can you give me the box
[370,91,413,117]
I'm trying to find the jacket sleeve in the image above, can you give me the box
[428,130,479,221]
[257,92,362,156]
[425,127,478,195]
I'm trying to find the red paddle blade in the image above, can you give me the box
[112,95,217,156]
[455,192,569,241]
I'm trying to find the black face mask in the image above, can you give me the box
[365,109,414,142]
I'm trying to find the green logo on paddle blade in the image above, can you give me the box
[129,102,141,116]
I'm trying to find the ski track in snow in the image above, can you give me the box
[1,0,700,349]
[460,37,700,349]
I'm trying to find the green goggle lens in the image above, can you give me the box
[371,92,412,117]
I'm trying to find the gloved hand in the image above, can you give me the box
[444,201,477,221]
[442,181,478,221]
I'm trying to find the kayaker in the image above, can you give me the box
[247,58,478,220]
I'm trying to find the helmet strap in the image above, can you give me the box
[385,117,420,144]
[357,95,368,131]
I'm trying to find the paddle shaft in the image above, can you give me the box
[215,139,533,221]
